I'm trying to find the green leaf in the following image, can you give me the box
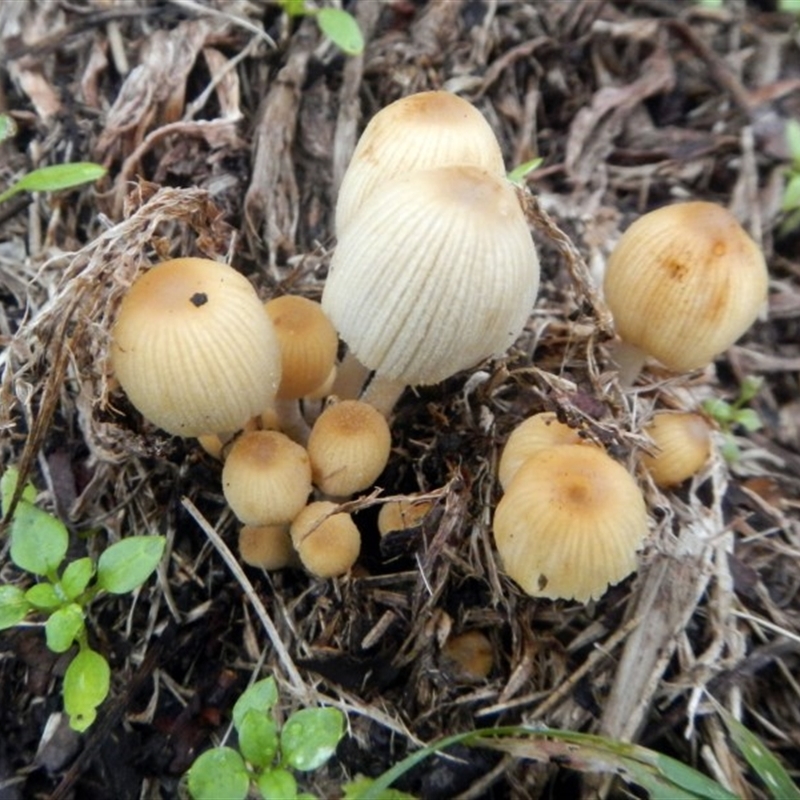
[733,408,763,433]
[60,557,94,600]
[64,648,110,732]
[238,708,279,768]
[0,114,16,144]
[233,676,279,729]
[186,747,250,800]
[783,173,800,212]
[0,162,107,205]
[281,707,345,771]
[507,158,543,186]
[315,8,364,56]
[96,535,165,594]
[719,436,741,463]
[9,501,69,576]
[786,119,800,163]
[257,767,298,800]
[280,0,307,16]
[701,398,733,426]
[0,585,32,629]
[45,603,85,653]
[25,582,62,610]
[1,467,37,512]
[716,706,800,799]
[737,376,764,405]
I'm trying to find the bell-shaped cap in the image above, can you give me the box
[111,258,281,436]
[603,202,768,372]
[323,165,540,387]
[290,501,361,578]
[641,411,712,487]
[336,90,505,234]
[493,445,648,602]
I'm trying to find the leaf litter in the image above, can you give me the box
[1,1,799,798]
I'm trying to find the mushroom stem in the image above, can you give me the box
[612,339,648,388]
[361,375,407,418]
[331,350,371,400]
[272,398,311,446]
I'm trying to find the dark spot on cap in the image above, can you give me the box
[538,573,548,590]
[190,292,208,307]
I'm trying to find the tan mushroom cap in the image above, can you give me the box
[307,400,392,497]
[603,202,768,372]
[323,165,540,387]
[493,445,648,602]
[641,411,712,488]
[111,258,281,437]
[377,496,434,537]
[335,90,505,234]
[498,412,597,490]
[290,501,361,578]
[222,430,311,525]
[238,524,295,570]
[440,630,494,683]
[264,295,339,400]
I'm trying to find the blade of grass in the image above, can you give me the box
[0,163,106,204]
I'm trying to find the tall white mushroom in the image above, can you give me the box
[322,164,540,415]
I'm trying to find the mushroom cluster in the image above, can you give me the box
[323,91,541,415]
[493,417,649,603]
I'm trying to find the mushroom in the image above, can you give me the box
[377,495,434,537]
[290,501,361,578]
[264,295,339,442]
[335,90,505,236]
[440,630,494,683]
[238,524,295,570]
[221,430,311,525]
[641,411,712,488]
[493,445,648,602]
[322,165,540,415]
[603,202,769,384]
[111,257,281,437]
[498,412,597,490]
[307,400,392,497]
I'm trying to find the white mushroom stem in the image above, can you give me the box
[361,374,407,418]
[612,339,648,388]
[331,350,371,400]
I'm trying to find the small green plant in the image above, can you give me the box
[779,119,800,236]
[0,467,165,731]
[278,1,364,56]
[507,157,543,186]
[779,0,800,14]
[702,376,764,462]
[186,676,346,800]
[0,113,106,205]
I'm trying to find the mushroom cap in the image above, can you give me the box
[641,411,712,487]
[603,202,768,372]
[377,495,434,537]
[222,430,311,525]
[111,258,281,436]
[498,412,596,490]
[336,90,505,235]
[264,295,339,400]
[440,630,494,683]
[307,400,392,497]
[238,524,295,570]
[322,165,540,386]
[290,501,361,578]
[493,445,648,602]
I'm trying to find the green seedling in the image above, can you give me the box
[0,113,106,205]
[779,119,800,236]
[779,0,800,13]
[278,1,364,56]
[702,376,764,462]
[0,467,165,731]
[186,676,346,800]
[507,157,543,186]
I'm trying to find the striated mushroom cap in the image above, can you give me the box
[641,411,712,488]
[111,258,281,437]
[493,445,648,602]
[336,90,505,235]
[323,165,540,387]
[603,202,768,373]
